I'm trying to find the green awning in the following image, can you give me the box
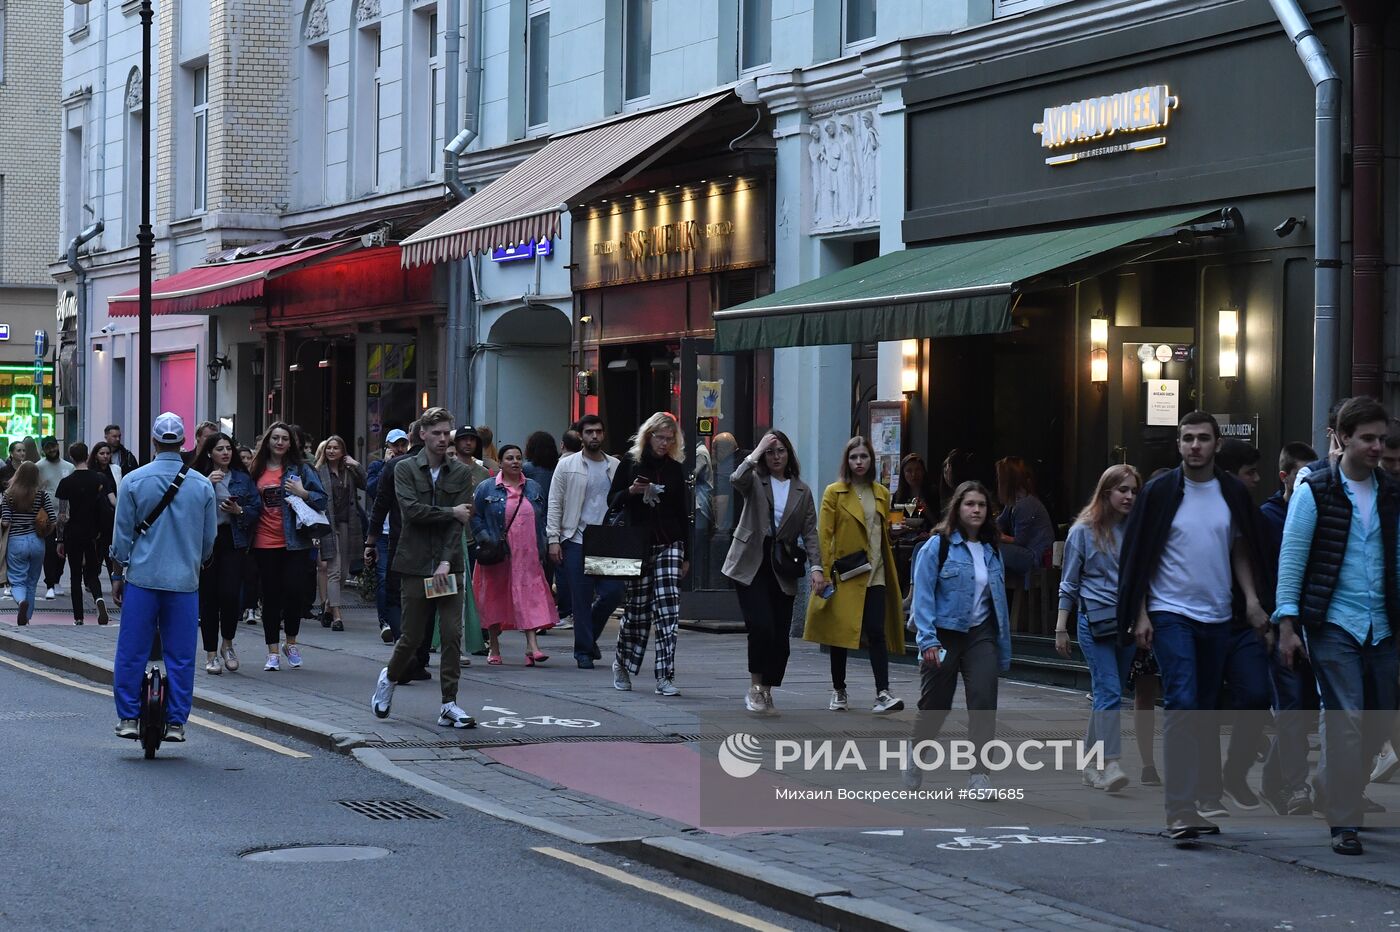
[714,210,1212,352]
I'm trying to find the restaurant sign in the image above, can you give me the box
[1033,85,1178,166]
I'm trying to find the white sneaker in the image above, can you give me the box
[222,647,239,672]
[761,687,777,716]
[371,667,394,718]
[612,660,632,691]
[1372,745,1400,784]
[205,655,223,675]
[554,616,574,631]
[437,701,476,728]
[43,588,55,601]
[967,773,994,798]
[264,653,280,671]
[1082,766,1102,787]
[745,685,766,714]
[872,690,905,714]
[829,688,849,711]
[1099,760,1130,793]
[655,678,681,697]
[2,586,10,600]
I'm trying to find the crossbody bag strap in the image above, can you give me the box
[135,464,191,538]
[503,484,525,532]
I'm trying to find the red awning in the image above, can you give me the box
[107,243,356,316]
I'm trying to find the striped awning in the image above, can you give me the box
[400,94,729,268]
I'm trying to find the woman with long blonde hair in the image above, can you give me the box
[606,412,690,696]
[313,434,365,632]
[2,462,57,626]
[1056,464,1142,792]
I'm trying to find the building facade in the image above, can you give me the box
[1,0,62,446]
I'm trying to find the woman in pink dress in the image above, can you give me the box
[471,444,555,665]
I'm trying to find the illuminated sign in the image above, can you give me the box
[490,237,554,263]
[1033,85,1178,166]
[0,325,10,341]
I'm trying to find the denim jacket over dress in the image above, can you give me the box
[471,474,548,564]
[910,531,1012,672]
[272,463,329,551]
[224,469,263,550]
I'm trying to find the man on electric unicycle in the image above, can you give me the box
[111,414,217,745]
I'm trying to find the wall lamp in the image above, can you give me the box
[1089,317,1109,385]
[207,353,231,382]
[901,340,918,394]
[1219,308,1239,380]
[93,342,105,355]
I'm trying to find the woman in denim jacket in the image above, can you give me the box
[1055,464,1141,794]
[907,480,1011,795]
[192,432,261,676]
[249,423,329,672]
[471,444,555,666]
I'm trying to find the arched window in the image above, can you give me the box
[297,0,331,205]
[123,68,144,244]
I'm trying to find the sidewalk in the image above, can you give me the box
[4,599,1394,931]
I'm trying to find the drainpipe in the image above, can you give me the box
[441,0,483,420]
[1268,0,1342,451]
[66,219,105,445]
[1341,0,1392,400]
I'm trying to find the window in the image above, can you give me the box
[69,0,88,35]
[192,67,208,212]
[995,0,1072,16]
[63,122,84,243]
[843,0,875,46]
[300,40,330,203]
[353,25,381,193]
[526,11,549,128]
[124,69,145,243]
[428,11,442,173]
[373,35,384,190]
[623,0,651,101]
[740,0,770,71]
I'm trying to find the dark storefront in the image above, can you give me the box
[572,173,775,615]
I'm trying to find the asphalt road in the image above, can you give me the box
[0,657,818,932]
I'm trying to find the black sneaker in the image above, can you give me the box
[1140,765,1162,786]
[1222,776,1262,811]
[319,608,332,627]
[330,618,345,632]
[1285,789,1313,816]
[1332,830,1363,856]
[1197,798,1230,819]
[379,623,394,644]
[1166,818,1198,840]
[1191,814,1222,835]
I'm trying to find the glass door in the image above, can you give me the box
[1107,326,1196,478]
[357,335,419,464]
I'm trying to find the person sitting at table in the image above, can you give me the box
[939,448,977,511]
[994,455,1055,580]
[893,454,937,517]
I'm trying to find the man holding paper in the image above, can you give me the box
[371,407,477,728]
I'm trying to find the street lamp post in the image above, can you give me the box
[75,0,152,456]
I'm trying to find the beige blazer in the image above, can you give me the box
[721,456,820,596]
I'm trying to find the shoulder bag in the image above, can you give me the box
[475,486,523,566]
[135,465,191,538]
[33,493,54,539]
[769,491,806,581]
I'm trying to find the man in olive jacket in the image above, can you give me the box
[370,408,477,729]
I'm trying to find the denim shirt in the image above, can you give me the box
[109,452,217,593]
[223,469,263,550]
[1274,478,1395,644]
[471,475,547,562]
[910,531,1012,672]
[1057,522,1123,615]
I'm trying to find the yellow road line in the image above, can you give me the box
[0,653,310,759]
[532,846,790,932]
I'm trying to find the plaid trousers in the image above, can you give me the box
[616,542,684,680]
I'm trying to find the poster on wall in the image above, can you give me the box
[1214,413,1260,448]
[1146,379,1180,427]
[697,380,724,420]
[868,401,905,495]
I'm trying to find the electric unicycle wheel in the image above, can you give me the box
[138,666,168,759]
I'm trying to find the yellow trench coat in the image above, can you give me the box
[803,481,906,653]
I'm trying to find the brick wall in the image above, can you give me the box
[216,0,290,216]
[0,0,62,285]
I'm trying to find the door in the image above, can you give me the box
[357,335,419,463]
[1107,326,1196,478]
[155,352,199,453]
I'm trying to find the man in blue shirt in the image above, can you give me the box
[1277,397,1400,856]
[110,413,217,744]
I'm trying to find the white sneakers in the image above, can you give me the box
[654,678,681,697]
[829,689,849,711]
[872,690,905,714]
[205,655,224,675]
[1084,760,1130,792]
[438,702,476,728]
[264,653,280,672]
[612,661,632,691]
[1372,744,1400,784]
[43,588,55,601]
[745,685,766,714]
[371,667,394,719]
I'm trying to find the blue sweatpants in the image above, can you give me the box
[113,584,199,725]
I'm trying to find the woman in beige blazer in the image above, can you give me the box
[722,431,823,715]
[803,436,906,714]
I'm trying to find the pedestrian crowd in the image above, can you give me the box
[13,396,1392,858]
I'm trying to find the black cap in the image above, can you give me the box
[454,426,479,442]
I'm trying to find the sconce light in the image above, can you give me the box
[900,340,918,394]
[1089,318,1109,384]
[207,353,232,382]
[93,342,105,355]
[576,370,595,396]
[317,357,332,369]
[421,391,430,410]
[1219,308,1239,380]
[578,315,593,325]
[288,363,304,372]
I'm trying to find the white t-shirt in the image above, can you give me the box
[770,477,791,529]
[1147,476,1235,623]
[969,540,992,625]
[1344,473,1376,533]
[429,465,442,484]
[571,456,613,545]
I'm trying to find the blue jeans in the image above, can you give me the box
[1150,611,1232,819]
[375,537,401,639]
[1261,652,1318,800]
[1077,614,1136,761]
[113,584,198,726]
[6,531,45,607]
[1306,623,1399,830]
[561,540,624,662]
[1200,624,1273,801]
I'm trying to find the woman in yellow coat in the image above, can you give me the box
[804,436,906,713]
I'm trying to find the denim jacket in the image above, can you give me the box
[224,470,262,550]
[263,462,329,552]
[471,475,547,564]
[110,452,217,593]
[910,531,1012,672]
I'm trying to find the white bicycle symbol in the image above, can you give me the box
[937,833,1105,851]
[479,714,601,729]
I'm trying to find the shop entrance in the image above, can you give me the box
[357,335,419,461]
[1107,326,1196,479]
[599,342,680,453]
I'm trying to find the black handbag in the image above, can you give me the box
[583,504,650,577]
[768,494,805,581]
[1083,604,1118,641]
[474,488,523,566]
[832,549,872,580]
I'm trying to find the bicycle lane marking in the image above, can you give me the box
[0,654,311,759]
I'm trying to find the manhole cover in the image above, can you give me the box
[337,799,445,821]
[240,845,392,863]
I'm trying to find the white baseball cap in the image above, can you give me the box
[153,412,185,444]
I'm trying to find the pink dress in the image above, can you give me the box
[472,481,556,632]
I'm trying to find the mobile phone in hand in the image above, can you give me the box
[819,582,836,599]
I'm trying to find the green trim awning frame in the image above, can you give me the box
[713,210,1226,352]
